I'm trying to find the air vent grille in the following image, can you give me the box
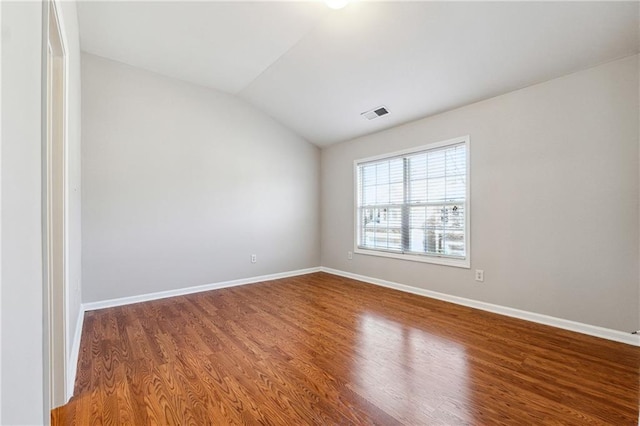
[361,106,389,121]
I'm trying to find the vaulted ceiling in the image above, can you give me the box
[77,1,639,146]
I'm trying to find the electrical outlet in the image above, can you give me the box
[347,251,353,260]
[251,254,257,263]
[475,269,484,282]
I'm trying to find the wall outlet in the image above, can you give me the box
[475,269,484,282]
[251,254,257,263]
[347,251,353,260]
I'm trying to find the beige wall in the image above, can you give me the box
[321,55,639,332]
[81,54,320,303]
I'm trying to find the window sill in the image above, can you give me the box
[354,247,470,269]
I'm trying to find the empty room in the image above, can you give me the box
[1,0,639,424]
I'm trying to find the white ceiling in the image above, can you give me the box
[77,1,639,147]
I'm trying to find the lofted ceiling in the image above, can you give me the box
[77,1,639,147]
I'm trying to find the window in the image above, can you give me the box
[354,136,470,268]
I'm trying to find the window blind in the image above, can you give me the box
[356,140,467,262]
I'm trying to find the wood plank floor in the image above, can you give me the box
[52,272,639,425]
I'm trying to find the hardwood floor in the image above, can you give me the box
[52,272,639,425]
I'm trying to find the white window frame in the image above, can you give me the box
[353,135,470,268]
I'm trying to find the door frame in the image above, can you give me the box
[42,0,68,413]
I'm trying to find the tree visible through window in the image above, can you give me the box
[355,136,469,267]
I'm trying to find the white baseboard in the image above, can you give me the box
[66,306,85,402]
[320,267,640,347]
[82,267,322,312]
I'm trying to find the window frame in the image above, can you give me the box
[353,135,471,269]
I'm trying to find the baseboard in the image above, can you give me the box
[82,267,322,312]
[66,306,85,402]
[320,267,640,347]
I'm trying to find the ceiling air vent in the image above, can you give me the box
[361,106,389,121]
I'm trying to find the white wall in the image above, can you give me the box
[1,3,3,420]
[0,1,82,419]
[82,54,320,303]
[321,55,639,333]
[56,0,82,399]
[1,2,45,424]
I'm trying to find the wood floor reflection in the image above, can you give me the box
[52,272,639,425]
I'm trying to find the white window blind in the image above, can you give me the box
[355,136,469,267]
